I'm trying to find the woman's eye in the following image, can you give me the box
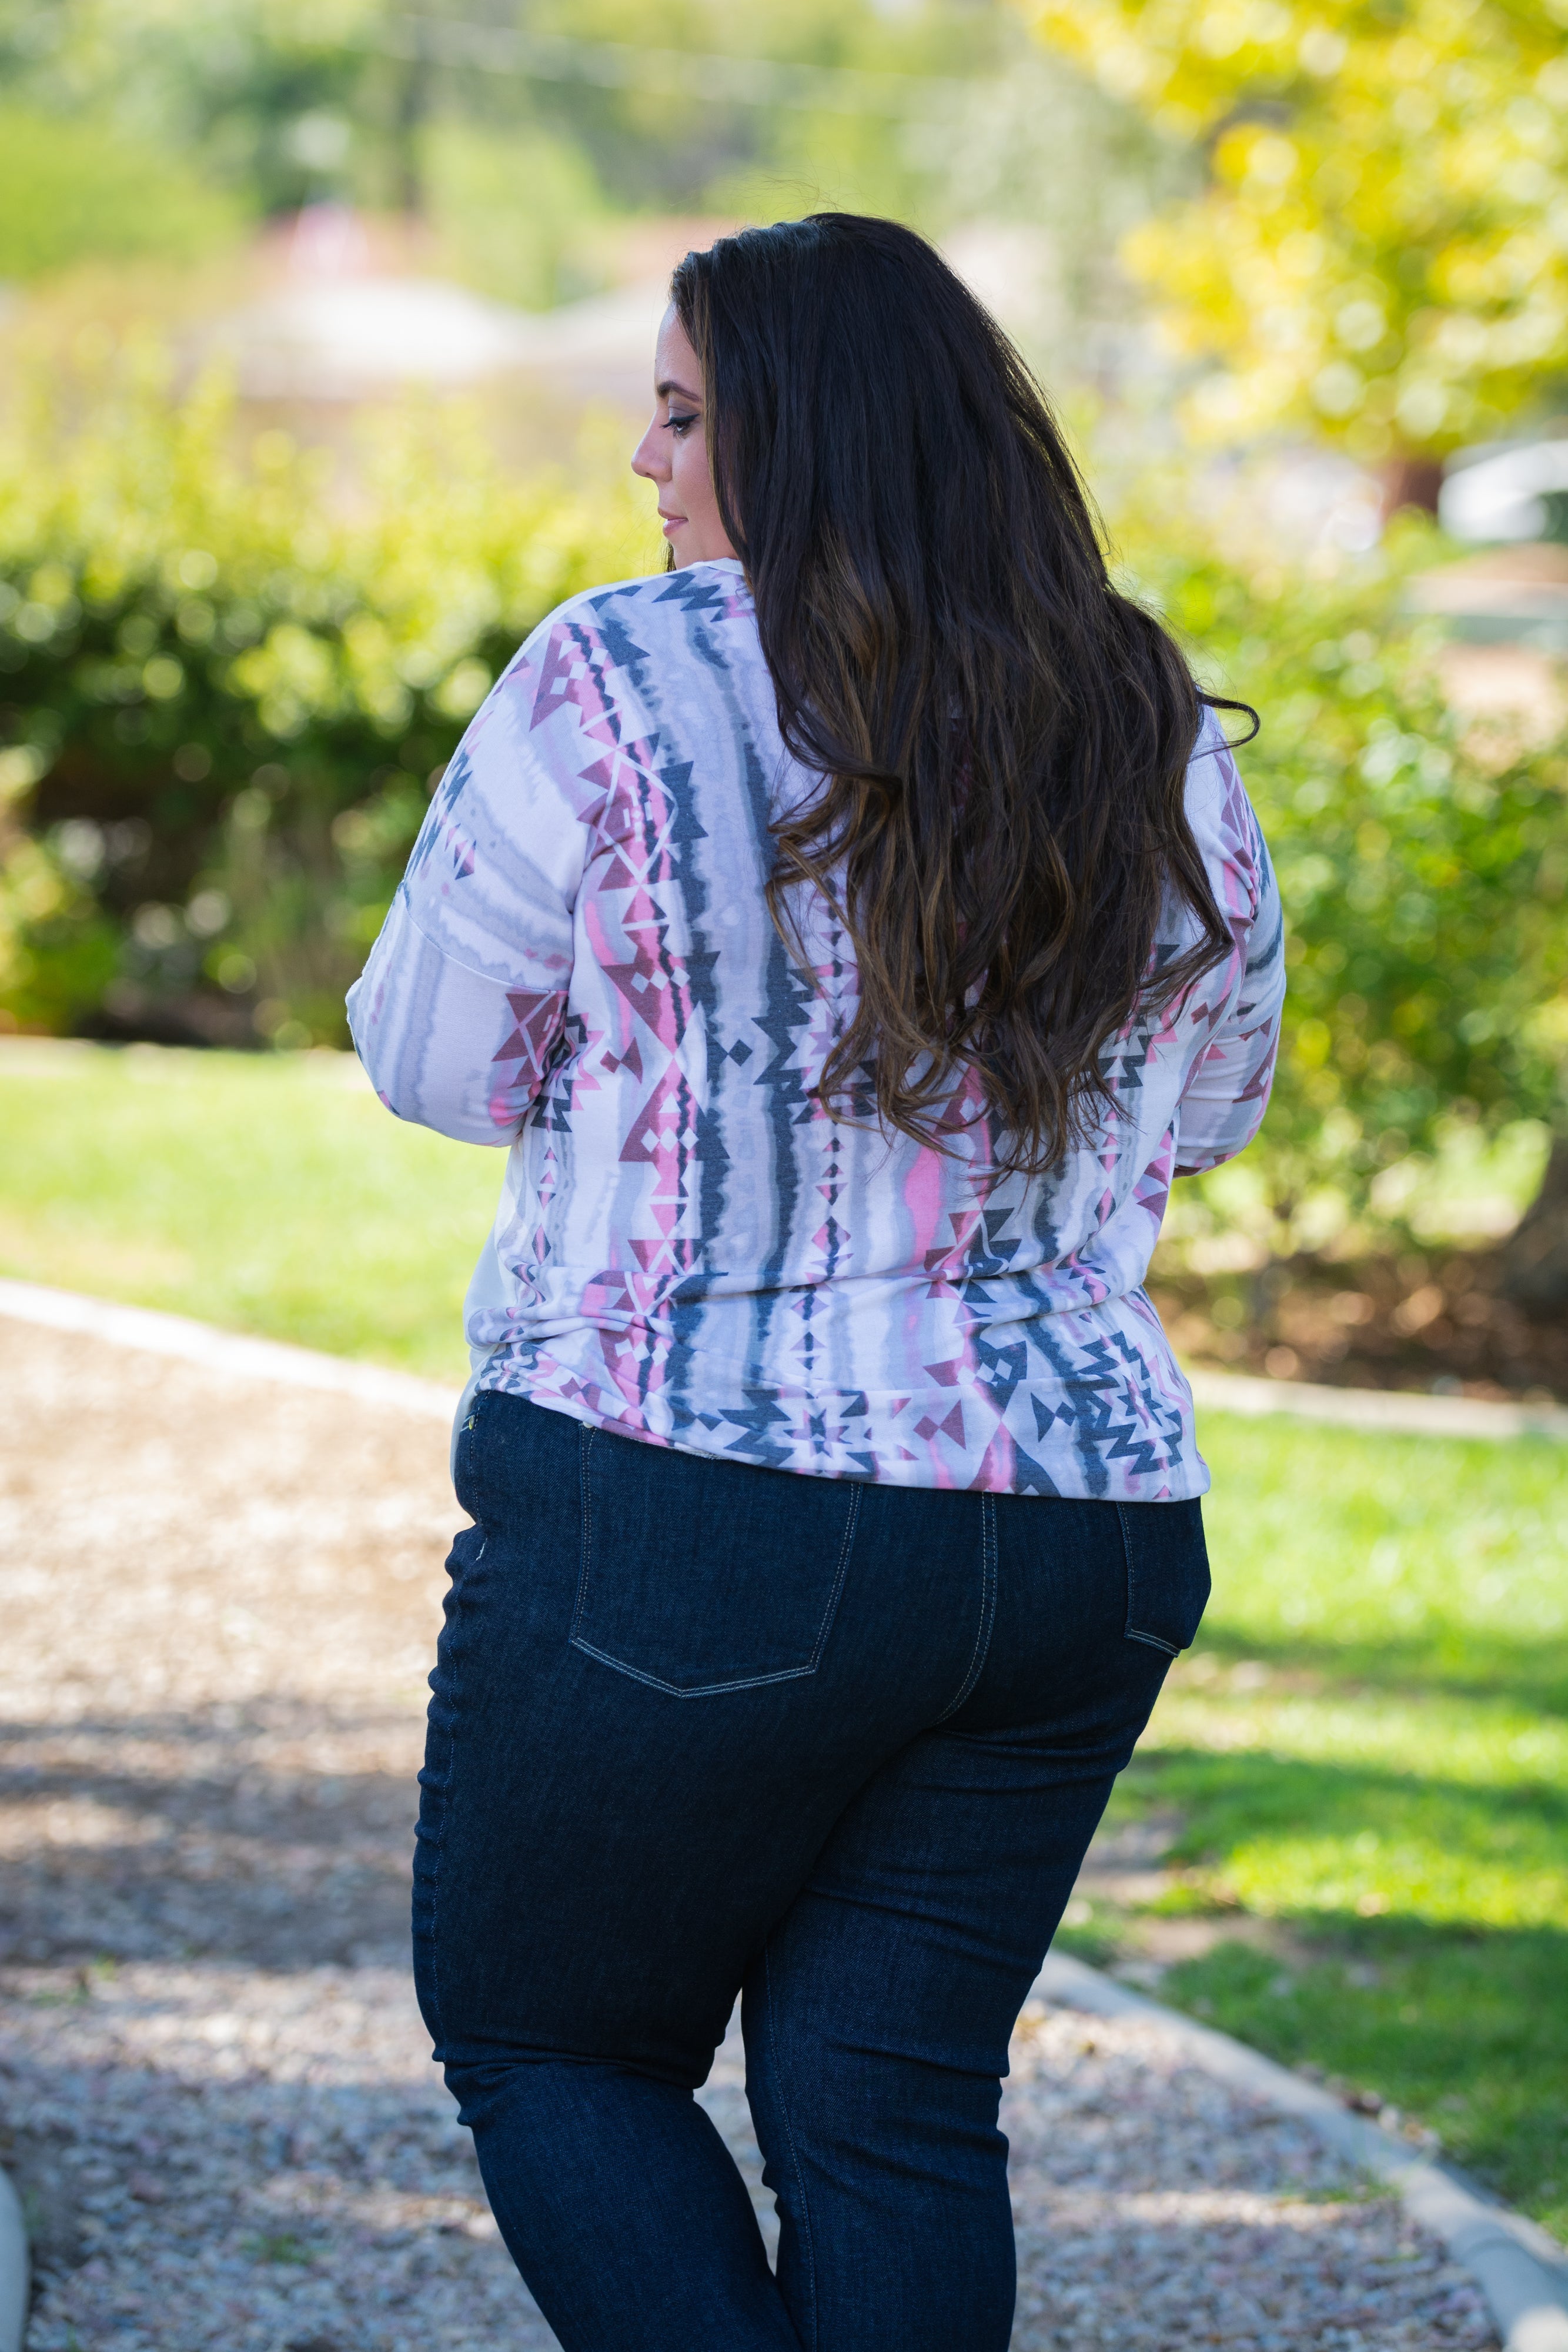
[666,410,698,435]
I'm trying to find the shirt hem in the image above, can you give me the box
[472,1361,1212,1504]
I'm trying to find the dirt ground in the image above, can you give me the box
[1152,1243,1568,1402]
[0,1317,1498,2350]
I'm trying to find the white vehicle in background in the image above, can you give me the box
[1420,437,1568,665]
[1440,435,1568,546]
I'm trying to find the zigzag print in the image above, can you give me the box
[348,561,1285,1501]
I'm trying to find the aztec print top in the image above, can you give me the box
[348,557,1284,1502]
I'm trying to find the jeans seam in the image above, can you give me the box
[805,1480,861,1671]
[935,1491,998,1722]
[763,1936,818,2350]
[423,1548,471,2057]
[570,1423,595,1645]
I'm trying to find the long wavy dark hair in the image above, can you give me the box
[671,213,1248,1175]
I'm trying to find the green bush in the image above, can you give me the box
[1115,506,1568,1254]
[2,366,1564,1244]
[0,359,658,1045]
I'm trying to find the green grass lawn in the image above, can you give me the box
[1078,1414,1567,2241]
[3,1038,1564,2239]
[0,1038,500,1382]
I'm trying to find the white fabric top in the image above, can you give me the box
[349,560,1284,1499]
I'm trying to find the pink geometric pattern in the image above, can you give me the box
[349,560,1285,1501]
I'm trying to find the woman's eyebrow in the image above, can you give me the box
[656,377,703,404]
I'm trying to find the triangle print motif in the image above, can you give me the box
[529,618,633,750]
[358,566,1281,1505]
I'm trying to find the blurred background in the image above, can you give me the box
[2,0,1568,1395]
[1,0,1567,2288]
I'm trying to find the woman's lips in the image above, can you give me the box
[658,511,684,537]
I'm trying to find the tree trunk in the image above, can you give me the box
[1379,452,1445,523]
[396,35,429,219]
[1499,1132,1568,1316]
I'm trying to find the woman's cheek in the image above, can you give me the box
[674,443,701,512]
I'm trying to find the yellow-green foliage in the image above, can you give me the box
[1112,492,1568,1249]
[1025,0,1568,460]
[0,107,243,282]
[0,357,660,1041]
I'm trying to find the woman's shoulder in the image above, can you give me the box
[467,560,762,796]
[490,560,757,726]
[524,559,755,652]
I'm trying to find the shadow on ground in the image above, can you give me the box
[0,1698,421,1971]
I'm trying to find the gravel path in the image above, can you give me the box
[0,1318,1499,2350]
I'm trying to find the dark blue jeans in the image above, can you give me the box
[414,1391,1209,2352]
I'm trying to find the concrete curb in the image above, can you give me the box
[0,2164,26,2352]
[3,1277,1565,1445]
[0,1280,457,1422]
[1036,1952,1568,2352]
[1186,1365,1568,1445]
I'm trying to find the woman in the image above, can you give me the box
[349,213,1283,2352]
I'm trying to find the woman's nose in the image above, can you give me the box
[630,423,668,483]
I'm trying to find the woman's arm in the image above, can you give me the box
[346,669,585,1146]
[1172,811,1286,1180]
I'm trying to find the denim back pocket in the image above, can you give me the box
[572,1426,862,1697]
[1116,1498,1211,1655]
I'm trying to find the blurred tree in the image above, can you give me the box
[0,105,241,278]
[420,120,614,309]
[0,0,991,232]
[1023,0,1568,484]
[453,0,994,221]
[1025,0,1568,1306]
[0,0,418,219]
[0,0,1175,342]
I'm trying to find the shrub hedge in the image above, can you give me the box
[1122,513,1568,1254]
[0,359,656,1047]
[2,365,1564,1241]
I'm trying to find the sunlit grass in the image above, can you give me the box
[4,1037,1565,2235]
[1079,1411,1568,2237]
[0,1040,499,1382]
[1149,1685,1567,1790]
[1155,1930,1567,2236]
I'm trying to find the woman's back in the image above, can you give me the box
[349,556,1282,1501]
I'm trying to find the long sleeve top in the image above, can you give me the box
[347,558,1285,1501]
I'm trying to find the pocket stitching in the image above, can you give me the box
[1118,1499,1187,1656]
[570,1454,862,1696]
[934,1491,999,1720]
[568,1638,827,1699]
